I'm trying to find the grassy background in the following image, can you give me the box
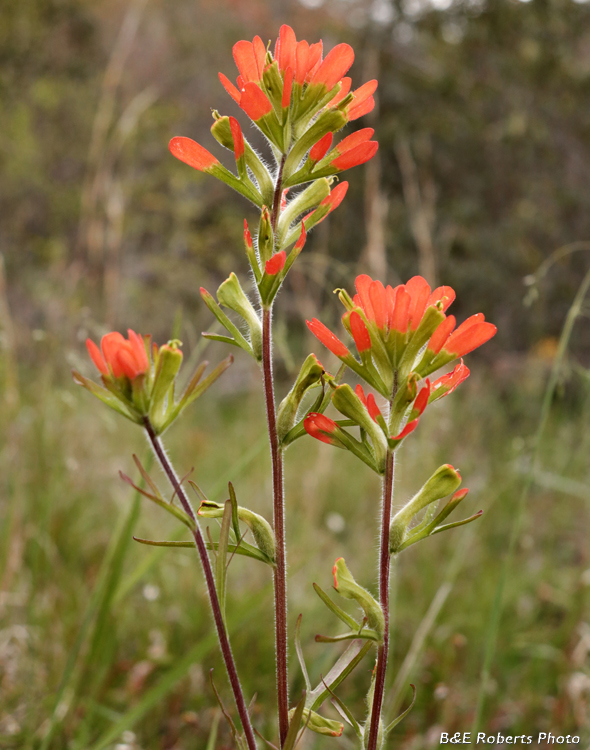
[2,0,590,747]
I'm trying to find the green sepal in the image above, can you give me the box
[277,354,325,443]
[209,162,264,207]
[283,110,347,186]
[331,384,388,472]
[308,640,372,711]
[313,582,358,630]
[399,306,446,375]
[198,499,276,563]
[200,287,254,357]
[333,558,385,641]
[159,355,233,433]
[119,471,196,531]
[216,273,263,361]
[257,207,274,265]
[287,708,343,738]
[384,685,417,734]
[210,115,274,204]
[389,465,462,554]
[148,341,183,432]
[276,179,331,248]
[72,370,142,424]
[261,61,285,114]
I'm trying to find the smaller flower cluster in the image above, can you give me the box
[74,330,232,434]
[301,274,496,473]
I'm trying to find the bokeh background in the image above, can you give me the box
[1,0,590,747]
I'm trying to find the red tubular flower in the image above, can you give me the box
[391,418,419,442]
[229,117,245,160]
[412,380,431,417]
[431,361,470,399]
[233,37,266,83]
[443,315,497,357]
[310,132,333,163]
[349,310,372,352]
[346,79,378,121]
[169,137,219,172]
[239,82,273,120]
[428,315,456,354]
[304,413,342,446]
[281,67,293,108]
[294,223,307,250]
[87,330,149,381]
[276,24,296,72]
[265,251,286,276]
[218,72,241,104]
[320,181,349,213]
[355,384,382,423]
[328,77,352,108]
[310,44,354,91]
[307,318,351,359]
[244,219,253,248]
[330,138,379,172]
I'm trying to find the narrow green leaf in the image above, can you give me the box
[315,629,380,644]
[385,685,416,734]
[313,583,358,630]
[228,482,241,543]
[309,640,372,711]
[216,500,232,621]
[283,692,306,750]
[205,712,221,750]
[295,614,311,694]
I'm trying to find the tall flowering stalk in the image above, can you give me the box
[306,275,495,748]
[76,23,497,750]
[173,24,379,745]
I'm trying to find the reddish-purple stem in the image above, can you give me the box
[144,418,257,750]
[261,308,289,746]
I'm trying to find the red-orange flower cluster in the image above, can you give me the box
[86,330,148,381]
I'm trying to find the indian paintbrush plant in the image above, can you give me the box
[75,25,497,750]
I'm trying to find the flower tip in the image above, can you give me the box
[265,251,286,276]
[169,136,218,172]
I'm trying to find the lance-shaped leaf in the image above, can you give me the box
[133,536,272,564]
[215,500,232,622]
[283,692,307,750]
[72,370,141,423]
[119,471,196,530]
[384,685,417,734]
[295,614,312,695]
[308,640,372,711]
[200,287,254,356]
[159,354,234,432]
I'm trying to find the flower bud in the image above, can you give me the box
[389,464,462,553]
[258,207,274,264]
[332,558,385,641]
[287,708,343,737]
[331,384,388,470]
[149,340,184,432]
[198,500,275,563]
[217,273,263,360]
[277,354,324,442]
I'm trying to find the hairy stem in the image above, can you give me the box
[261,308,289,746]
[143,418,257,750]
[366,447,395,750]
[271,155,287,232]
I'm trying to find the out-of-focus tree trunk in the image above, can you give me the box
[394,135,437,286]
[359,42,389,281]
